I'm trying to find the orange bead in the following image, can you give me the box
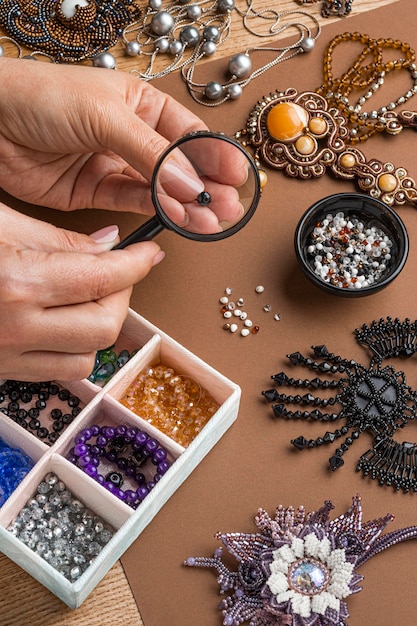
[378,173,397,192]
[309,116,328,135]
[340,152,356,169]
[295,135,316,155]
[266,102,309,142]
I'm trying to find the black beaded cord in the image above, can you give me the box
[0,380,83,445]
[262,317,417,490]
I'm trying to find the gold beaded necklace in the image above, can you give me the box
[316,32,417,144]
[234,31,417,208]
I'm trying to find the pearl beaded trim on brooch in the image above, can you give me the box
[0,0,142,63]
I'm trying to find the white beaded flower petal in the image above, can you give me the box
[269,558,289,575]
[291,592,312,618]
[303,532,322,558]
[291,536,305,558]
[267,571,289,595]
[273,544,296,564]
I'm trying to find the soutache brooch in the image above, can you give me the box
[234,88,417,207]
[185,494,417,626]
[261,317,417,492]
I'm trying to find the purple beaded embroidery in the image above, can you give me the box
[185,495,417,626]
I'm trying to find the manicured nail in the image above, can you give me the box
[89,225,120,244]
[152,250,166,266]
[159,159,204,200]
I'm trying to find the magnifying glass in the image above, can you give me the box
[114,131,261,249]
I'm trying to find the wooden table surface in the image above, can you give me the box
[0,0,401,624]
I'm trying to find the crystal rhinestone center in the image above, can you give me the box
[288,558,330,596]
[266,102,309,142]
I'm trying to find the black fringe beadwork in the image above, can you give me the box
[262,318,417,489]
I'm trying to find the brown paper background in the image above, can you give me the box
[1,1,417,624]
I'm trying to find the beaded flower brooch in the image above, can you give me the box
[185,494,417,626]
[262,317,417,492]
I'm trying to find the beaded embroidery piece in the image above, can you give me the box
[0,0,142,62]
[262,318,417,492]
[185,494,417,626]
[235,88,417,208]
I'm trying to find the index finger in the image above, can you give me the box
[3,242,162,308]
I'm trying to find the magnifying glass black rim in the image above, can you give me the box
[151,130,261,242]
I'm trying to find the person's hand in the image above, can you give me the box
[0,203,164,381]
[0,58,212,216]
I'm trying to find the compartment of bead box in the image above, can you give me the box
[0,309,241,608]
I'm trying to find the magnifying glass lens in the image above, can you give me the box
[115,132,260,249]
[153,132,260,240]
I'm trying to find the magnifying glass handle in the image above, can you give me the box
[114,216,164,249]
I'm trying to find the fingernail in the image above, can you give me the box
[152,250,166,266]
[89,225,120,244]
[159,159,204,200]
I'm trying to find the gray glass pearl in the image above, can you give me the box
[93,52,116,69]
[149,0,162,8]
[227,83,243,100]
[155,37,170,53]
[180,25,200,48]
[187,4,201,19]
[300,37,315,53]
[228,53,252,78]
[0,45,4,57]
[126,40,141,56]
[218,0,234,12]
[169,40,183,56]
[203,26,220,43]
[205,81,223,100]
[151,11,174,36]
[202,41,217,56]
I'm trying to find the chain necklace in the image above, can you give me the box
[181,3,321,106]
[123,0,234,81]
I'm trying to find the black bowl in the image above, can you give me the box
[294,193,409,297]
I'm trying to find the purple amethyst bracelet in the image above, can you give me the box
[67,424,171,509]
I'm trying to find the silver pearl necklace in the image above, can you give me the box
[182,4,321,106]
[123,0,320,104]
[124,0,234,81]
